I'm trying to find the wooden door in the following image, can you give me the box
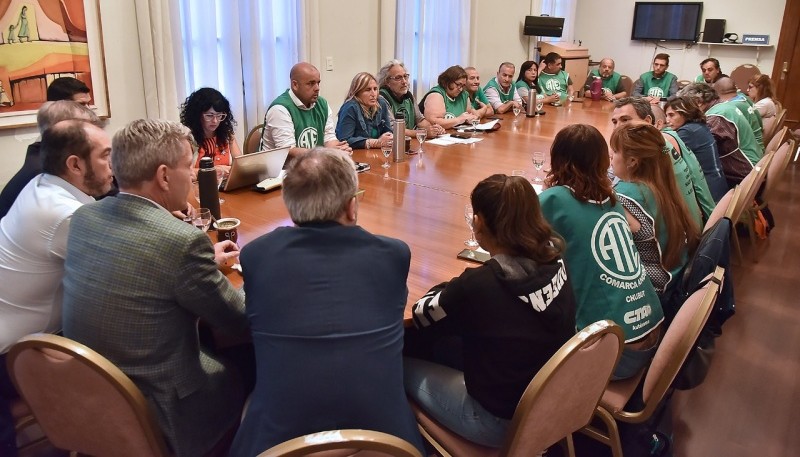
[772,0,800,130]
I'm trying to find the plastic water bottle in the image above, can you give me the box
[393,113,405,162]
[197,157,221,221]
[591,77,602,101]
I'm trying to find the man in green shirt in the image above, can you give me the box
[483,62,522,114]
[583,58,627,101]
[694,58,727,84]
[464,67,493,118]
[260,62,351,156]
[631,53,678,104]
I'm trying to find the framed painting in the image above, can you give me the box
[0,0,109,129]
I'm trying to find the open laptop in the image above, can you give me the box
[221,147,289,192]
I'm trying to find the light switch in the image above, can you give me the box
[325,56,334,71]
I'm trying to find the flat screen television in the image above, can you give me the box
[631,2,703,42]
[523,16,565,38]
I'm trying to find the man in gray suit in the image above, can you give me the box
[62,119,246,457]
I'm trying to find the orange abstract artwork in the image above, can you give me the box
[0,0,94,114]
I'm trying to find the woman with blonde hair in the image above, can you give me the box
[747,74,777,119]
[539,124,662,380]
[404,174,577,447]
[610,123,701,303]
[336,72,393,150]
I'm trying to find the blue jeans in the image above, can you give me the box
[403,357,509,448]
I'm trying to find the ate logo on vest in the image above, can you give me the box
[591,212,642,281]
[298,127,319,149]
[647,87,665,98]
[544,79,562,93]
[397,106,411,122]
[444,112,455,119]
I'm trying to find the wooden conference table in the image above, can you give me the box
[219,98,618,319]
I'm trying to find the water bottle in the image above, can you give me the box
[591,76,602,101]
[393,112,405,162]
[526,87,538,117]
[197,157,221,221]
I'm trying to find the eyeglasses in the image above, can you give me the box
[354,189,366,201]
[389,74,410,82]
[203,113,227,121]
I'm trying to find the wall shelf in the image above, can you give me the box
[697,42,774,66]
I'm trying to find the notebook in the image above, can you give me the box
[222,147,289,192]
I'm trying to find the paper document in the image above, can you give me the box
[427,134,482,146]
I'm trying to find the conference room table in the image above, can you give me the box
[218,98,618,320]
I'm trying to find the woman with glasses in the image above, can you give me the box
[539,124,663,380]
[419,65,478,130]
[180,87,241,173]
[404,174,576,447]
[610,123,700,310]
[377,60,445,138]
[747,74,777,119]
[336,72,394,150]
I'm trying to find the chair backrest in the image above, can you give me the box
[244,123,266,155]
[7,334,171,457]
[765,126,788,155]
[762,118,779,147]
[620,75,633,95]
[761,140,794,205]
[728,153,773,225]
[730,64,760,92]
[258,429,422,457]
[638,267,724,412]
[704,188,735,233]
[499,320,624,456]
[677,79,692,89]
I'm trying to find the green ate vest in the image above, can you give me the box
[379,88,418,129]
[470,87,490,110]
[269,90,329,148]
[729,97,764,152]
[537,71,570,97]
[706,102,763,166]
[639,71,676,98]
[422,86,469,119]
[590,70,621,92]
[614,181,686,294]
[662,128,715,222]
[483,77,516,102]
[539,186,664,342]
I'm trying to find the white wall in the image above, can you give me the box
[574,0,785,82]
[0,0,147,186]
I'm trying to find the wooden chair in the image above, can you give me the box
[243,123,265,155]
[703,188,735,233]
[620,75,633,96]
[677,79,692,90]
[732,152,775,262]
[6,334,172,457]
[753,139,795,232]
[258,429,422,457]
[730,64,760,92]
[580,267,725,457]
[411,320,624,457]
[764,126,788,155]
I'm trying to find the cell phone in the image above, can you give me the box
[487,116,502,120]
[451,132,472,140]
[457,248,490,264]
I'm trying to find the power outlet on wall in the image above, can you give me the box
[325,56,334,71]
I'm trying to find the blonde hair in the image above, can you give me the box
[344,72,379,117]
[112,119,192,188]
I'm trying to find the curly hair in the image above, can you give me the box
[179,87,236,148]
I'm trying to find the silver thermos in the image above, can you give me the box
[526,87,538,117]
[393,113,405,162]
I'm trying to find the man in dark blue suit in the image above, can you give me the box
[230,148,425,456]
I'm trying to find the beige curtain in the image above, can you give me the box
[133,0,184,120]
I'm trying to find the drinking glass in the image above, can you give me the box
[193,208,212,232]
[532,152,545,183]
[464,204,479,248]
[512,105,521,121]
[381,139,393,169]
[470,118,480,137]
[216,169,227,204]
[416,129,427,154]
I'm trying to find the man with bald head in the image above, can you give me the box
[713,77,764,151]
[583,58,627,101]
[0,101,101,218]
[483,62,522,114]
[259,62,351,155]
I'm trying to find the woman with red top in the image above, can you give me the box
[180,87,242,175]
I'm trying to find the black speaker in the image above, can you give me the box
[704,19,726,43]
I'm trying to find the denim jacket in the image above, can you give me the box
[336,98,393,149]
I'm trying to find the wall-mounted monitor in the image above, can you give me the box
[523,16,565,38]
[631,2,703,42]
